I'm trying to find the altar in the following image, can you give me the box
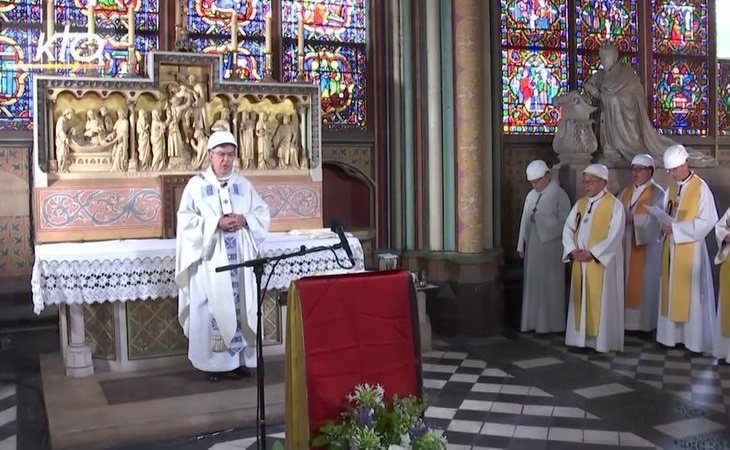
[32,233,364,376]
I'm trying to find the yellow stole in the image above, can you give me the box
[720,257,730,337]
[620,184,655,310]
[660,175,701,323]
[571,193,615,337]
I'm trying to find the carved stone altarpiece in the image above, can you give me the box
[33,52,323,243]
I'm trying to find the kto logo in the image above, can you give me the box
[32,24,107,65]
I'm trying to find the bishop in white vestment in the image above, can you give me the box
[175,131,271,380]
[517,160,571,333]
[713,207,730,362]
[656,145,717,354]
[562,164,625,353]
[619,154,665,331]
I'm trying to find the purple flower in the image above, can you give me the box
[409,421,429,441]
[353,406,374,428]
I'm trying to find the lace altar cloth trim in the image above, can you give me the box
[31,235,364,314]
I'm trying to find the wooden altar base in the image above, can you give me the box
[40,353,286,449]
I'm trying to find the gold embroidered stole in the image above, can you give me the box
[660,175,701,323]
[571,194,614,337]
[620,184,654,310]
[720,259,730,337]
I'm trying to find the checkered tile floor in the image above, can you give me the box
[203,334,730,450]
[527,332,730,414]
[0,383,16,450]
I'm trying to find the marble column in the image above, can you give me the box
[453,0,484,253]
[426,0,443,251]
[65,304,94,377]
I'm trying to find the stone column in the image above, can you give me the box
[453,0,483,253]
[127,101,137,171]
[426,0,443,251]
[65,304,93,377]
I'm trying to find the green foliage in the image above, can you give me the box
[311,384,447,450]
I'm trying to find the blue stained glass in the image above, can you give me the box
[281,0,367,44]
[0,1,43,23]
[187,0,270,81]
[282,42,366,127]
[281,0,367,128]
[190,36,265,80]
[0,26,39,130]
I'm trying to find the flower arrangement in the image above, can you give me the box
[311,383,447,450]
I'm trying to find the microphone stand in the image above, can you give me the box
[216,242,353,450]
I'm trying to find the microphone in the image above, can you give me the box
[330,219,355,267]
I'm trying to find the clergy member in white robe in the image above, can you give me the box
[619,154,665,332]
[713,207,730,362]
[656,144,717,354]
[517,160,571,333]
[175,130,271,381]
[562,164,625,353]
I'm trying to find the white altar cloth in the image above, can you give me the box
[31,233,364,313]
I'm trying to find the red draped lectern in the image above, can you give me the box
[285,270,423,449]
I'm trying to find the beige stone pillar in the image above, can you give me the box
[453,0,483,252]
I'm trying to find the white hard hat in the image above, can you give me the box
[663,144,689,170]
[207,130,238,151]
[525,160,549,181]
[630,154,654,168]
[583,163,609,181]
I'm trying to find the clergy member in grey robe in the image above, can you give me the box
[175,130,271,382]
[517,160,571,333]
[618,154,665,332]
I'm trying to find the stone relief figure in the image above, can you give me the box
[84,109,106,146]
[99,107,114,136]
[136,110,152,170]
[584,44,715,167]
[255,111,272,169]
[210,108,232,132]
[189,74,209,132]
[238,111,255,169]
[272,113,299,169]
[54,109,75,173]
[191,128,209,170]
[552,91,598,165]
[150,109,167,171]
[166,94,193,162]
[295,105,309,169]
[109,109,130,172]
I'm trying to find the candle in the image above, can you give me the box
[230,11,238,52]
[87,0,95,35]
[127,1,135,47]
[297,13,304,55]
[45,0,54,39]
[265,14,272,54]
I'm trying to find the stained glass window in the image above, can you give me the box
[500,0,567,48]
[650,0,708,135]
[500,0,568,134]
[0,1,159,131]
[0,1,42,131]
[281,0,368,129]
[651,57,708,135]
[53,1,159,77]
[652,0,707,56]
[717,61,730,135]
[576,0,638,53]
[187,0,271,81]
[501,49,567,134]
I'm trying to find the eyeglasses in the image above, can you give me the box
[210,151,236,159]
